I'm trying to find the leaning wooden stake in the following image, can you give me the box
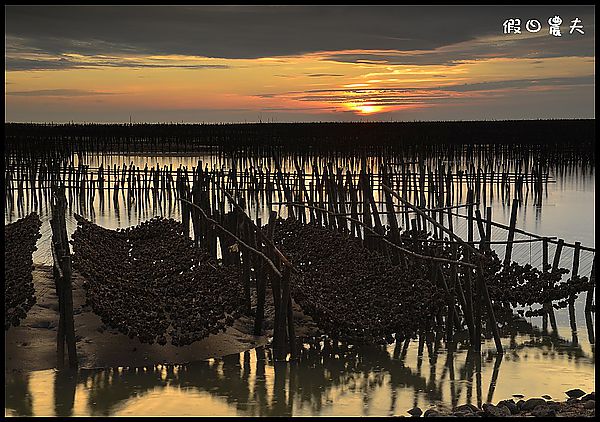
[477,263,503,354]
[50,185,78,369]
[585,255,595,313]
[504,197,519,266]
[568,242,581,343]
[549,239,565,334]
[542,237,557,332]
[382,183,502,353]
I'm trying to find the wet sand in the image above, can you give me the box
[5,265,318,371]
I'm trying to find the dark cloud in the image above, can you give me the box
[5,57,75,71]
[261,106,338,111]
[441,75,594,92]
[324,33,595,66]
[5,5,595,68]
[255,75,594,107]
[5,53,231,71]
[306,73,345,77]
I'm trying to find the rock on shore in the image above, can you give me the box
[410,390,595,417]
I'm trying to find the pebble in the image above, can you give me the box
[497,399,518,415]
[455,404,478,413]
[522,398,547,411]
[583,400,595,410]
[565,388,586,399]
[407,407,422,417]
[582,392,595,401]
[423,409,442,417]
[483,403,510,417]
[531,405,556,417]
[427,389,594,418]
[30,321,51,329]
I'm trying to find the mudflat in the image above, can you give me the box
[5,265,271,371]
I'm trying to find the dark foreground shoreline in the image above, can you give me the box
[405,391,595,417]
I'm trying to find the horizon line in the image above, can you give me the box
[5,118,595,125]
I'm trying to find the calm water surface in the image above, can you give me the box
[4,327,595,417]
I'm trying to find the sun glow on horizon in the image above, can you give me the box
[346,103,385,115]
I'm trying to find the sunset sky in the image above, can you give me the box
[5,5,595,123]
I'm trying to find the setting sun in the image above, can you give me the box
[347,103,385,115]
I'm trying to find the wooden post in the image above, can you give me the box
[541,238,550,331]
[467,190,474,245]
[568,242,581,342]
[504,198,519,266]
[360,170,373,249]
[435,263,462,330]
[464,250,476,347]
[347,171,361,240]
[383,169,402,265]
[548,238,565,332]
[274,266,291,361]
[283,265,296,360]
[477,263,503,354]
[240,219,252,315]
[50,185,78,369]
[446,248,456,344]
[584,254,595,345]
[475,208,487,251]
[585,255,595,313]
[541,237,558,331]
[253,222,267,336]
[485,207,492,249]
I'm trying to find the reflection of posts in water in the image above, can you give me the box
[509,332,517,350]
[486,353,503,404]
[389,387,398,416]
[445,342,457,409]
[425,335,438,398]
[464,346,476,405]
[222,353,252,414]
[254,347,269,415]
[288,360,297,415]
[272,361,290,416]
[416,331,425,374]
[242,350,251,381]
[475,351,483,408]
[54,369,77,417]
[5,371,34,416]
